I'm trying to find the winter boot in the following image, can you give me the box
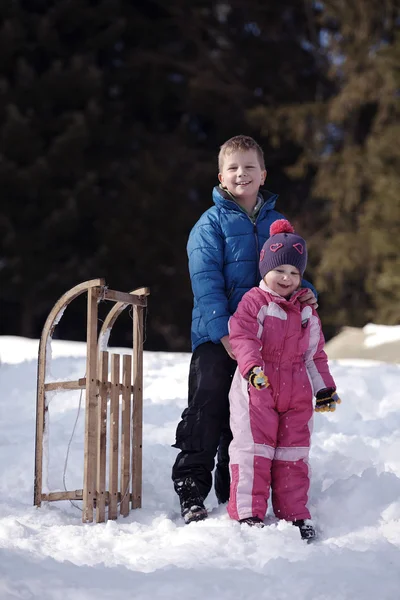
[215,429,232,504]
[239,516,265,528]
[293,519,316,543]
[174,477,208,524]
[214,461,230,504]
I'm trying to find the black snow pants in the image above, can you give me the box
[172,342,237,502]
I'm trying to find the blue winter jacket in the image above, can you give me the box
[188,186,316,351]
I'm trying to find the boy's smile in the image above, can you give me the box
[218,149,266,210]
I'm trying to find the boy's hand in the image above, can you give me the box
[221,335,236,360]
[248,367,269,390]
[298,289,318,309]
[315,388,341,412]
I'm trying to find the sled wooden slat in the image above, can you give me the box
[42,490,135,504]
[44,379,134,393]
[132,305,144,509]
[96,351,108,523]
[120,354,132,517]
[102,289,147,306]
[108,354,120,521]
[44,379,86,391]
[42,490,84,501]
[83,288,99,523]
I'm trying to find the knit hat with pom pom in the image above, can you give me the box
[259,219,308,278]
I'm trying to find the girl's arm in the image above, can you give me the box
[229,291,265,378]
[304,314,336,394]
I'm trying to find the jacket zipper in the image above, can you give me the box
[224,196,264,278]
[276,309,289,411]
[253,222,259,258]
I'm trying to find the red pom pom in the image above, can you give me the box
[270,219,295,236]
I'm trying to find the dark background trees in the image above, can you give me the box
[1,0,399,351]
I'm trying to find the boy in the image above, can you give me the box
[172,135,317,524]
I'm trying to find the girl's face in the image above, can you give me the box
[264,264,301,298]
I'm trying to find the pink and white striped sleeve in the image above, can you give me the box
[304,312,336,394]
[229,290,264,379]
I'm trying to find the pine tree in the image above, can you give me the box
[0,0,349,348]
[100,0,329,348]
[310,2,400,332]
[0,0,128,337]
[246,1,400,336]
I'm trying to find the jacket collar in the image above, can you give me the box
[212,185,278,214]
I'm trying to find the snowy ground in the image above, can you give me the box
[0,335,400,599]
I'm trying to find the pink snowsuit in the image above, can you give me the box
[227,281,336,522]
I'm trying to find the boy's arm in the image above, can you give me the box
[188,220,231,343]
[229,292,264,378]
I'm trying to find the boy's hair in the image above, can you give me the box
[218,135,265,171]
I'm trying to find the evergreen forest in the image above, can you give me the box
[1,0,399,350]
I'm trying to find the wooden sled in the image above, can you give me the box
[34,279,150,523]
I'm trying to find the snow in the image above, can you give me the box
[0,335,400,599]
[363,323,400,348]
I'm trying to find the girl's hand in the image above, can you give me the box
[315,388,341,412]
[299,289,318,309]
[248,367,269,390]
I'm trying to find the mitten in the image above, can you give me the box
[315,387,341,412]
[247,366,269,390]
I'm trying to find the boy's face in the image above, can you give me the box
[218,149,266,201]
[264,264,301,298]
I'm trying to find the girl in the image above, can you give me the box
[227,219,340,541]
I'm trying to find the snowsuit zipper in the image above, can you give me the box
[275,313,289,411]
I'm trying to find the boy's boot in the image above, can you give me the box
[214,428,232,504]
[174,477,208,524]
[214,461,230,504]
[293,519,316,543]
[239,516,265,528]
